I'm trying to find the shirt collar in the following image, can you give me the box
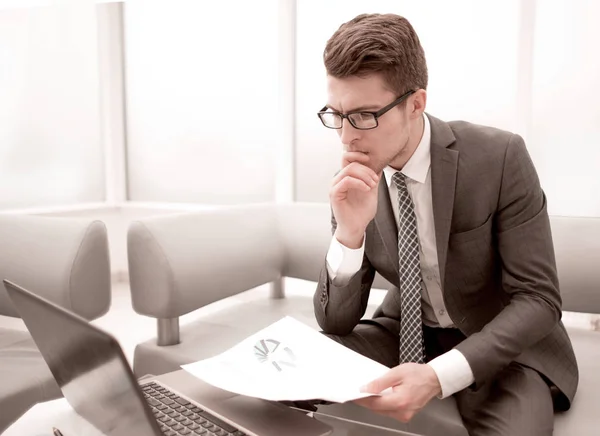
[383,113,431,187]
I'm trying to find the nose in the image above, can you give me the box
[338,118,361,148]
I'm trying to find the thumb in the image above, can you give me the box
[360,368,402,394]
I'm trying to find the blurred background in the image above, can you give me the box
[0,0,599,281]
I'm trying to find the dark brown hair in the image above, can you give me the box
[324,13,428,96]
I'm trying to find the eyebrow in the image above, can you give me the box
[324,103,382,113]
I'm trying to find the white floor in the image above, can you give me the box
[2,279,597,367]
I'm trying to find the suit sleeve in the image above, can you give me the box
[454,133,562,389]
[314,210,376,336]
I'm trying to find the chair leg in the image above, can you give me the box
[270,277,285,299]
[157,318,180,346]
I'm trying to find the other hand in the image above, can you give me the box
[353,363,441,423]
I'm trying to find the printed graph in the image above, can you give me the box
[253,339,296,372]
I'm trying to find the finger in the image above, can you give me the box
[332,162,379,188]
[364,396,398,412]
[353,396,376,408]
[341,151,370,167]
[331,176,372,198]
[383,410,413,423]
[355,403,413,423]
[336,160,379,180]
[355,394,407,412]
[361,367,404,394]
[331,170,377,191]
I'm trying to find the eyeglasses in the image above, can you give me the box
[317,90,416,130]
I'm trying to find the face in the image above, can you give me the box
[325,73,426,173]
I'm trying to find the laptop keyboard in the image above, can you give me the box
[142,382,247,436]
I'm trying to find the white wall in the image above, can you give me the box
[123,0,280,205]
[530,0,600,217]
[0,4,105,209]
[295,0,600,218]
[295,0,522,203]
[1,0,597,217]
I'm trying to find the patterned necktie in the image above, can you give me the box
[392,172,425,364]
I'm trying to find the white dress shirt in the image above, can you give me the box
[326,114,474,398]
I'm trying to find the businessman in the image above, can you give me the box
[313,13,578,435]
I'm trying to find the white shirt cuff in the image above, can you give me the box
[325,234,365,286]
[427,349,474,398]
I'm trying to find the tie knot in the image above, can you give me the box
[392,171,408,189]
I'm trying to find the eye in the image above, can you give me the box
[353,113,372,121]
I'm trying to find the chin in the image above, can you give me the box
[369,159,388,175]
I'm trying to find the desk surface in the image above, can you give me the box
[5,398,421,436]
[5,369,422,436]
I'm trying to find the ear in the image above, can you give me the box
[409,89,427,120]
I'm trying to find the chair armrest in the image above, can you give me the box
[277,203,331,281]
[550,216,600,313]
[278,203,393,289]
[127,204,284,319]
[0,215,111,320]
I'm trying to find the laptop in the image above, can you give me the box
[4,279,333,436]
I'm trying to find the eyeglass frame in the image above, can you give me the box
[317,89,417,130]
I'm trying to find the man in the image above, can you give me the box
[313,13,578,436]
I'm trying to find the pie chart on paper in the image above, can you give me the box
[253,339,297,372]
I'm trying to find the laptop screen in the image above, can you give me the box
[4,280,162,436]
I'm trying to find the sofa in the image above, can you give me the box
[127,203,600,436]
[0,215,112,432]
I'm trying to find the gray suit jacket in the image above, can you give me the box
[314,114,578,410]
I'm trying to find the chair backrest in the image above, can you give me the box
[127,205,599,320]
[550,216,600,314]
[0,215,111,320]
[127,204,284,319]
[278,202,392,289]
[279,206,600,310]
[277,203,331,281]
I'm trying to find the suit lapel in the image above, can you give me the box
[373,114,458,288]
[374,176,400,277]
[428,114,458,288]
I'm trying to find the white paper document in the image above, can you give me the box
[181,316,391,403]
